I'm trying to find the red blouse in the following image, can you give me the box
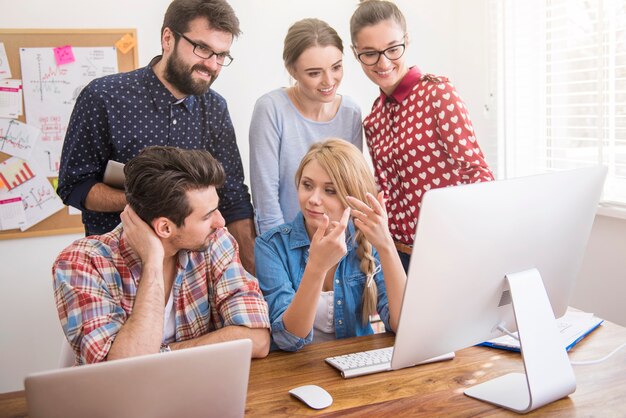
[364,67,494,246]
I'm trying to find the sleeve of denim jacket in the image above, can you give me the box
[254,233,313,351]
[373,251,392,332]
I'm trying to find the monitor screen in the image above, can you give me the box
[391,166,607,412]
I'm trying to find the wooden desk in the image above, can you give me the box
[1,321,625,417]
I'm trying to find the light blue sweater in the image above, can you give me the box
[249,88,363,234]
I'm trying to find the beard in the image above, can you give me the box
[163,47,218,96]
[172,230,214,253]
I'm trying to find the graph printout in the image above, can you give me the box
[0,157,64,230]
[0,158,35,191]
[20,47,118,176]
[0,118,41,160]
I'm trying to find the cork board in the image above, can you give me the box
[0,29,138,240]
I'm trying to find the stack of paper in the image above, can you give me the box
[481,310,604,352]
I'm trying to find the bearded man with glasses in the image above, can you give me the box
[58,0,258,274]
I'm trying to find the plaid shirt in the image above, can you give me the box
[53,224,270,364]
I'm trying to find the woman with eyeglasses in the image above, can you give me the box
[350,0,494,271]
[249,18,363,235]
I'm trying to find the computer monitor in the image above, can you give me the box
[391,166,607,413]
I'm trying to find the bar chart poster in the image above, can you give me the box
[0,158,34,190]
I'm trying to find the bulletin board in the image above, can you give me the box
[0,29,138,240]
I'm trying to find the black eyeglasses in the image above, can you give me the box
[354,41,406,66]
[173,30,234,66]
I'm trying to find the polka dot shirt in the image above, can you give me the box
[364,67,494,246]
[57,56,253,235]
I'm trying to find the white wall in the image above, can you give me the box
[571,213,626,326]
[0,233,82,393]
[0,0,623,394]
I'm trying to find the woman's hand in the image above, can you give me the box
[347,192,394,252]
[308,207,351,274]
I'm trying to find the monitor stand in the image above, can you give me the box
[464,268,576,413]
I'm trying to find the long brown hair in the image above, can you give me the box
[295,139,379,324]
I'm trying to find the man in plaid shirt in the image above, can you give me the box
[53,146,270,364]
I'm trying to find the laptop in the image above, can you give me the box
[25,339,252,418]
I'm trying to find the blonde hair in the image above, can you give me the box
[350,0,407,45]
[283,18,343,70]
[295,139,379,324]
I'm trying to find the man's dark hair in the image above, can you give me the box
[161,0,242,38]
[124,146,225,227]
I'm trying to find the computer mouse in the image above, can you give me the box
[288,384,333,409]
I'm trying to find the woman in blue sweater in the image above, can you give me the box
[249,18,363,234]
[255,139,406,351]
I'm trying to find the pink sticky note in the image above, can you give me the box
[53,45,75,66]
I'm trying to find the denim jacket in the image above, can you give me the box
[254,212,391,351]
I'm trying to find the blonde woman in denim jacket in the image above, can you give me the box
[254,139,406,351]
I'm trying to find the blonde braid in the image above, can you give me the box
[355,230,378,325]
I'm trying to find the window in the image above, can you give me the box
[499,0,626,207]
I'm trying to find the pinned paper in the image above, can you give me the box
[0,43,11,79]
[0,79,22,119]
[0,157,35,191]
[115,34,136,54]
[0,118,41,160]
[53,45,75,66]
[0,157,64,230]
[0,196,27,230]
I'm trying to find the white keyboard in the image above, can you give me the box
[326,347,456,378]
[325,347,393,378]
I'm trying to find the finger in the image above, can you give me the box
[312,214,329,241]
[123,205,140,222]
[377,191,386,205]
[120,205,133,225]
[350,208,366,220]
[325,220,339,236]
[339,206,351,226]
[352,216,367,229]
[377,191,388,215]
[365,192,383,215]
[346,195,371,213]
[327,208,350,240]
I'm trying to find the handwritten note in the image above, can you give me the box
[53,45,75,66]
[0,118,41,159]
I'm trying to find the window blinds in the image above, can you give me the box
[502,0,626,205]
